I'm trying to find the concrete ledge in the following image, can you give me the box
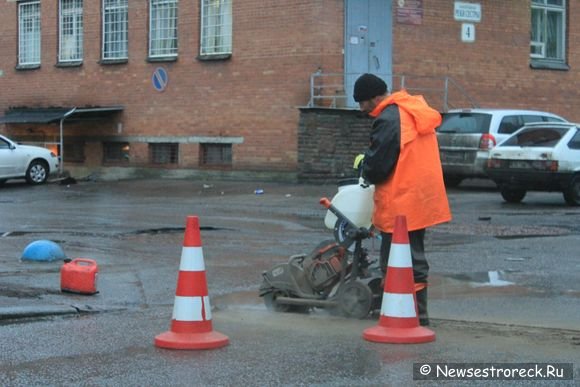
[0,304,125,321]
[65,166,298,183]
[0,305,81,320]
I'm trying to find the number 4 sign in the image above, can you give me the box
[461,23,475,43]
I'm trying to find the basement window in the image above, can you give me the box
[200,143,232,166]
[103,142,130,162]
[150,142,178,164]
[64,141,85,162]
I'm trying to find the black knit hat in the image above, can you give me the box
[353,73,388,102]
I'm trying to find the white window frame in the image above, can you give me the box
[200,0,232,56]
[18,1,41,66]
[530,0,566,61]
[149,0,179,58]
[59,0,84,63]
[102,0,129,60]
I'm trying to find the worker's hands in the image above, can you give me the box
[353,154,365,170]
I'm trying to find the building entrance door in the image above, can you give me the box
[345,0,392,108]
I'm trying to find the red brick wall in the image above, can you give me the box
[393,0,580,121]
[2,1,580,178]
[0,0,345,173]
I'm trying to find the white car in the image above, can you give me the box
[0,134,59,185]
[485,122,580,206]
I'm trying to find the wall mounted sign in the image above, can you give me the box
[461,23,476,42]
[152,67,168,92]
[454,2,481,22]
[397,0,423,25]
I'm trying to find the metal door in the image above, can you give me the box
[345,0,392,108]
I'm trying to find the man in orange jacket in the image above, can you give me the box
[354,73,452,326]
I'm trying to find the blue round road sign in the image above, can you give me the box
[152,67,169,92]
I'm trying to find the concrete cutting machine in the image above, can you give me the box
[259,179,383,318]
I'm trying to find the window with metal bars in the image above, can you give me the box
[200,0,232,56]
[149,0,178,58]
[531,0,565,61]
[102,0,128,60]
[59,0,84,62]
[18,1,41,66]
[103,142,130,162]
[149,143,178,164]
[64,141,85,162]
[200,143,232,166]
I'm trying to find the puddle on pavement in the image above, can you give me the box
[213,270,547,311]
[443,271,514,287]
[430,271,536,298]
[0,226,230,239]
[0,284,61,298]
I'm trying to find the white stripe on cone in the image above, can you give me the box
[387,243,412,268]
[172,296,212,321]
[381,292,417,318]
[179,247,205,271]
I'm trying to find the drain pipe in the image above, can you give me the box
[59,107,76,177]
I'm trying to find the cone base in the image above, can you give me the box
[154,330,229,350]
[363,325,435,344]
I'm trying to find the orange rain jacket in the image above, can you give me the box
[362,90,452,233]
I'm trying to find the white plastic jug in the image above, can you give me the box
[324,178,374,229]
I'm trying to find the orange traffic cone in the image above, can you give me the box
[155,216,229,350]
[363,215,435,344]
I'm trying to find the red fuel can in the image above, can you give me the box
[60,258,99,295]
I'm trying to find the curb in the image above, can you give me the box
[0,305,81,320]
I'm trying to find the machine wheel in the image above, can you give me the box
[500,187,526,203]
[25,160,49,185]
[337,281,373,319]
[563,177,580,206]
[263,290,292,313]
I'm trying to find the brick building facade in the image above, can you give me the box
[0,1,578,182]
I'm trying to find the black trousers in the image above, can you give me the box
[379,228,429,284]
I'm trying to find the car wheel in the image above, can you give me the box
[25,160,49,185]
[0,179,6,186]
[443,175,463,188]
[500,187,526,203]
[563,177,580,206]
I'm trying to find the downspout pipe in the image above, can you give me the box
[59,107,76,176]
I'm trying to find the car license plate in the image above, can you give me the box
[509,161,529,169]
[441,151,466,163]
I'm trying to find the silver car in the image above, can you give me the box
[0,134,59,185]
[436,108,567,187]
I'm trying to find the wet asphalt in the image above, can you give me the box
[0,178,578,385]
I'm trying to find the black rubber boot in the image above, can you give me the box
[416,287,429,326]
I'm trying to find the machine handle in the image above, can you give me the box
[71,258,97,267]
[320,197,359,232]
